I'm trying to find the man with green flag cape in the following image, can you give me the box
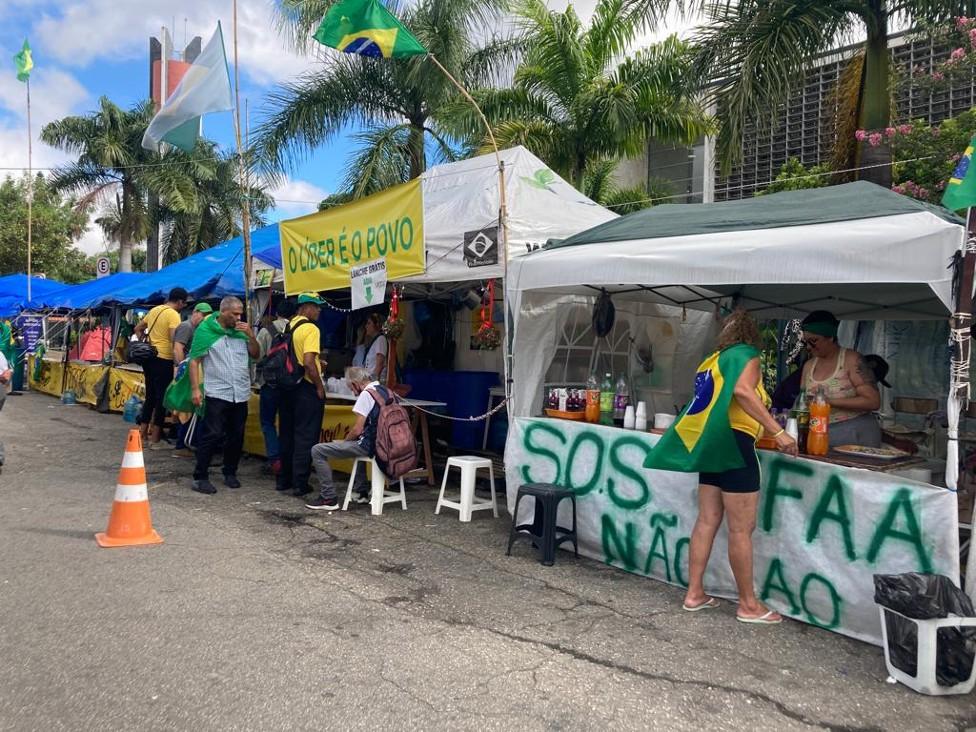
[167,297,257,495]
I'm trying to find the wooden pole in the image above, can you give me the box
[231,1,253,322]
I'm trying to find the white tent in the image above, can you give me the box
[506,181,976,604]
[507,181,966,419]
[398,145,616,284]
[253,146,616,287]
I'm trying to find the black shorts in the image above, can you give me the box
[699,430,761,493]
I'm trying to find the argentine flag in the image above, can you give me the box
[142,23,233,153]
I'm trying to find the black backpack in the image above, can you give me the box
[258,318,308,390]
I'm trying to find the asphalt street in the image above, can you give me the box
[0,391,974,730]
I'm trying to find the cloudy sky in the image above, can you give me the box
[0,0,695,256]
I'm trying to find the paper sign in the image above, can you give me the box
[350,259,388,311]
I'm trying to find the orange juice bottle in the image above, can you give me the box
[585,374,601,423]
[807,388,830,456]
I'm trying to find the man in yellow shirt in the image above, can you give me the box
[276,292,326,496]
[133,287,187,447]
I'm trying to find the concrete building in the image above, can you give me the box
[616,30,976,205]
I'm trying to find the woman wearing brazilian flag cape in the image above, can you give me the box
[645,310,797,625]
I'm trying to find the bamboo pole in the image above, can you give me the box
[426,54,512,406]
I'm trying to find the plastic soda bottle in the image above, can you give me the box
[613,374,629,425]
[807,388,830,456]
[600,373,614,413]
[585,374,601,423]
[793,389,810,453]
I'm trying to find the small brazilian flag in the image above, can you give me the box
[942,134,976,212]
[313,0,427,58]
[13,39,32,83]
[644,344,759,474]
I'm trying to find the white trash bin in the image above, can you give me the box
[879,607,976,695]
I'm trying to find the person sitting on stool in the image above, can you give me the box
[306,366,385,511]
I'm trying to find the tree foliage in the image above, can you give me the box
[756,157,832,196]
[42,97,270,270]
[0,174,92,283]
[255,0,508,197]
[455,0,713,187]
[691,0,974,185]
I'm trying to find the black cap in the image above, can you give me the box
[863,354,892,388]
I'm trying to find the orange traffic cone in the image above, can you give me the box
[95,429,163,548]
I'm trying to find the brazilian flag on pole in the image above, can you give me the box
[13,39,32,82]
[943,134,976,212]
[313,0,427,58]
[644,344,759,473]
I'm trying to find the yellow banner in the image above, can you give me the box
[280,178,425,293]
[65,363,108,406]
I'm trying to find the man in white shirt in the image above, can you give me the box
[0,350,12,470]
[306,366,385,511]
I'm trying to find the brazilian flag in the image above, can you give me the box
[943,134,976,212]
[644,344,759,474]
[314,0,427,59]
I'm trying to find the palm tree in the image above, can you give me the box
[40,98,203,272]
[254,0,515,197]
[450,0,714,189]
[41,97,269,270]
[159,146,274,264]
[692,1,976,188]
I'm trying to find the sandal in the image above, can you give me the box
[736,610,782,625]
[682,597,720,612]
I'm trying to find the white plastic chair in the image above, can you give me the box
[436,456,498,522]
[342,457,406,516]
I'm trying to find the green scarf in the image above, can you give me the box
[164,315,250,415]
[644,343,759,474]
[188,313,250,360]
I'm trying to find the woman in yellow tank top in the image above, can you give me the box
[682,311,796,625]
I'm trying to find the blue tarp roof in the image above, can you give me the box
[251,224,282,269]
[27,272,146,311]
[0,274,65,317]
[19,224,282,312]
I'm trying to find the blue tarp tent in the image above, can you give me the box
[106,240,246,306]
[27,272,146,311]
[0,274,65,317]
[18,224,282,312]
[252,225,282,270]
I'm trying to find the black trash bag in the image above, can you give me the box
[592,290,615,338]
[874,573,976,687]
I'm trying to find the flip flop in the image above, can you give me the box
[736,610,783,625]
[682,597,720,612]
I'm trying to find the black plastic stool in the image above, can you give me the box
[506,483,578,566]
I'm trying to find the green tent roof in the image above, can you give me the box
[547,181,964,250]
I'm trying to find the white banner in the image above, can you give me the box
[350,259,387,311]
[506,418,960,645]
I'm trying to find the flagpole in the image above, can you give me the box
[25,77,32,303]
[426,53,512,404]
[231,0,253,323]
